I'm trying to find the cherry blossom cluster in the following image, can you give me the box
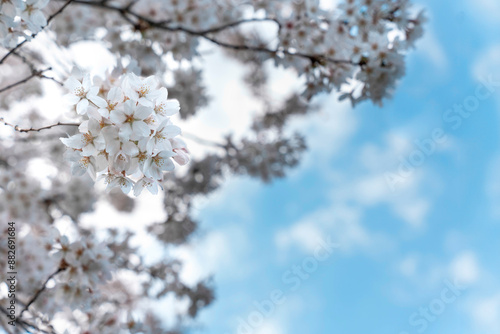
[0,0,50,47]
[50,234,113,310]
[0,169,110,312]
[0,220,115,323]
[253,0,426,103]
[60,67,189,196]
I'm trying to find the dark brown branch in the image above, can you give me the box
[62,0,356,66]
[20,268,65,318]
[0,0,74,65]
[0,118,80,133]
[0,72,40,94]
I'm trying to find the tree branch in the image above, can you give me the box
[0,0,74,65]
[0,67,58,94]
[20,268,65,319]
[61,0,356,66]
[0,118,80,133]
[40,74,64,86]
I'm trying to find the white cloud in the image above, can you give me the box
[276,220,325,254]
[448,251,480,286]
[335,131,433,227]
[275,203,389,257]
[192,177,261,220]
[175,226,252,284]
[472,44,500,81]
[275,204,365,254]
[174,178,260,284]
[176,47,259,158]
[469,293,500,332]
[253,321,285,334]
[414,27,448,71]
[391,251,480,305]
[289,96,356,174]
[275,129,436,257]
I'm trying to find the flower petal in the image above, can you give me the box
[89,94,107,108]
[76,98,89,115]
[60,134,85,149]
[132,121,151,138]
[110,110,127,124]
[64,76,81,92]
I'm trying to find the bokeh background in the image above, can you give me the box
[69,0,500,333]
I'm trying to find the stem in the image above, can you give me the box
[20,268,65,318]
[0,67,56,94]
[0,118,80,133]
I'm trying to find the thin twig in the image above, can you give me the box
[0,0,74,65]
[0,118,80,133]
[0,67,55,94]
[20,268,65,318]
[40,74,64,86]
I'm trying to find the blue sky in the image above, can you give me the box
[172,0,500,333]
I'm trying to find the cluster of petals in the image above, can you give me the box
[0,0,50,47]
[60,67,189,196]
[53,234,113,306]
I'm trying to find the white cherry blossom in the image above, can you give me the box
[123,73,162,107]
[20,0,49,32]
[148,119,181,152]
[110,100,152,141]
[133,176,162,196]
[64,69,107,115]
[144,150,176,180]
[60,119,105,156]
[98,86,124,118]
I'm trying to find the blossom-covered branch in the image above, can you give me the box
[59,0,357,66]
